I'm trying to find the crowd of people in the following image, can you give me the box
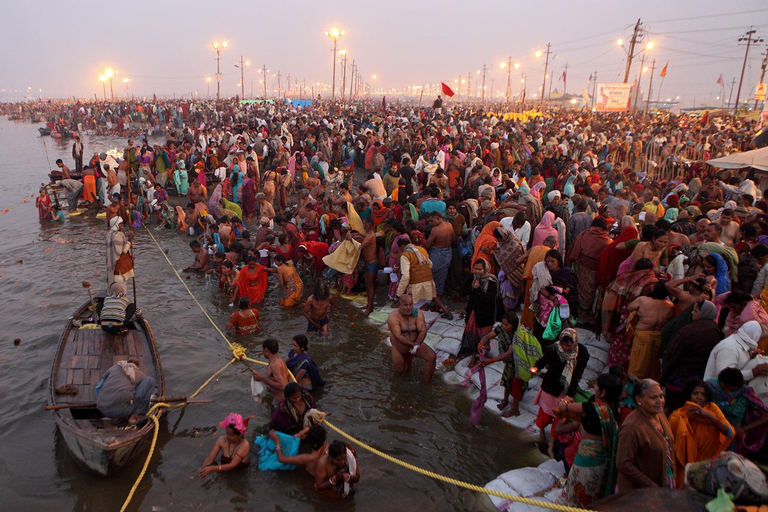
[30,95,768,505]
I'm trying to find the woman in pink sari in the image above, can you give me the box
[532,211,558,249]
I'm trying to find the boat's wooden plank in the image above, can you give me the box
[90,369,102,387]
[112,355,128,365]
[86,355,100,370]
[72,369,85,385]
[70,354,84,369]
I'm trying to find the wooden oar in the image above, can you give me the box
[45,397,214,410]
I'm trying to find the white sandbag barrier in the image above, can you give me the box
[366,305,611,510]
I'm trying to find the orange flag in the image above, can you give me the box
[660,62,669,78]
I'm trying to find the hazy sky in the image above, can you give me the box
[1,0,767,107]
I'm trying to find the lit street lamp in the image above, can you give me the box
[325,27,345,99]
[211,40,228,99]
[206,76,212,98]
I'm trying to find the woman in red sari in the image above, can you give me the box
[235,257,276,305]
[472,221,501,273]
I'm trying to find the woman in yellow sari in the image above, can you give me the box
[668,378,734,488]
[275,254,303,307]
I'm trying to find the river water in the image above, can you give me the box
[0,118,542,511]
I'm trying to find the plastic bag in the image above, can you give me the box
[542,307,562,340]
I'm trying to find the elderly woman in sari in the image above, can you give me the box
[567,217,611,319]
[106,216,134,286]
[707,368,768,460]
[458,258,499,367]
[36,187,53,220]
[616,379,676,490]
[555,374,622,506]
[532,328,590,452]
[668,378,734,487]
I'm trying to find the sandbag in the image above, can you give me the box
[685,451,768,504]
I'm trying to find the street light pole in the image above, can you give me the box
[537,43,552,107]
[755,46,768,110]
[643,59,656,118]
[212,41,228,99]
[480,64,487,102]
[325,27,344,100]
[340,50,348,102]
[350,60,355,100]
[623,19,642,83]
[504,57,512,104]
[261,65,268,98]
[206,76,211,98]
[99,76,107,101]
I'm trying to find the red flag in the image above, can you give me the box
[441,82,455,97]
[660,62,668,78]
[716,74,724,86]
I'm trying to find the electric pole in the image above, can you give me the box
[276,70,282,98]
[728,77,736,108]
[504,56,512,104]
[467,72,472,100]
[341,52,348,102]
[754,45,768,110]
[734,27,763,115]
[592,71,598,107]
[481,64,488,102]
[623,19,642,83]
[286,74,291,96]
[236,55,249,100]
[540,43,551,106]
[644,59,656,118]
[632,53,647,112]
[350,60,355,100]
[262,64,268,99]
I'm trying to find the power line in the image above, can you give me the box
[644,8,768,24]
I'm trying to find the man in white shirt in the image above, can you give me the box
[500,212,530,247]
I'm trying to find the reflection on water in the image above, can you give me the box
[0,119,542,511]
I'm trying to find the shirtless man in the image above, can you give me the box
[689,218,710,245]
[188,178,206,204]
[360,217,378,316]
[386,294,435,382]
[304,281,332,335]
[305,172,321,191]
[184,240,211,272]
[270,425,327,476]
[314,440,360,499]
[424,211,455,319]
[364,174,387,201]
[718,209,740,247]
[332,182,353,206]
[626,282,674,381]
[251,338,290,402]
[56,159,71,180]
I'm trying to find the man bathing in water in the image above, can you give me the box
[387,294,435,382]
[252,338,290,401]
[304,282,332,334]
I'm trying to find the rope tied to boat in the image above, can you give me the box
[124,225,596,512]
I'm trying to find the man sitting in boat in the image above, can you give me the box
[99,281,135,335]
[95,360,155,425]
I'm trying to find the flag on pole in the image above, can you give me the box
[441,82,455,97]
[716,74,724,86]
[660,62,668,78]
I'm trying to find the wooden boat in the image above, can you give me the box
[39,127,52,136]
[48,300,165,476]
[48,170,83,183]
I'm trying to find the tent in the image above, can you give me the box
[707,146,768,172]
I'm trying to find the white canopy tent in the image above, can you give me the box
[707,146,768,172]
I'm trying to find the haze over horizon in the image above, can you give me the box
[1,0,767,108]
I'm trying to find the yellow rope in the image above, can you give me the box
[119,410,161,512]
[322,420,592,512]
[143,226,236,351]
[137,224,593,512]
